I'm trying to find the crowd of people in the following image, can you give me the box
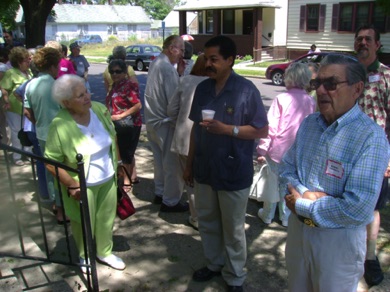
[0,24,389,292]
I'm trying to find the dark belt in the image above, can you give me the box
[297,215,318,227]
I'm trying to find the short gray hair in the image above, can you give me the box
[320,54,366,85]
[284,62,312,90]
[52,74,85,107]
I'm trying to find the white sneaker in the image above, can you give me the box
[282,219,288,227]
[257,208,272,224]
[188,216,199,230]
[79,257,89,274]
[97,254,126,270]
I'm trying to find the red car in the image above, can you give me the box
[265,53,329,85]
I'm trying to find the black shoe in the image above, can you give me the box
[364,257,384,286]
[227,285,243,292]
[152,195,163,204]
[160,202,189,212]
[192,266,221,282]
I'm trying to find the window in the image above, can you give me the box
[300,4,326,32]
[206,10,213,34]
[332,2,389,32]
[198,11,204,34]
[107,25,118,35]
[223,10,235,34]
[78,25,88,36]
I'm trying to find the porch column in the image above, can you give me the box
[179,11,187,35]
[253,8,263,62]
[213,9,221,35]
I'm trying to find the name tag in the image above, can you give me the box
[325,159,344,179]
[60,67,68,72]
[369,74,380,83]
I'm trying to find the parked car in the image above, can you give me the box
[75,34,103,46]
[266,53,329,85]
[125,44,162,71]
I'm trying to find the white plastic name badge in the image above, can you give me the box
[325,159,344,179]
[369,74,380,83]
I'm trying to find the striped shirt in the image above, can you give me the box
[281,104,389,228]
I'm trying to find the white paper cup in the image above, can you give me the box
[202,109,215,120]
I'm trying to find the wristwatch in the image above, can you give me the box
[232,126,239,137]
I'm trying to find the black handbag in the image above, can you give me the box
[116,165,136,220]
[18,105,32,147]
[113,115,133,128]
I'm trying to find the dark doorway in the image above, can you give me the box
[243,10,253,35]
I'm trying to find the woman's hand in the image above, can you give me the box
[111,114,123,121]
[257,156,266,164]
[67,186,81,201]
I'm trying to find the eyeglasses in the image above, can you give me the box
[310,77,349,91]
[109,69,123,75]
[355,36,374,43]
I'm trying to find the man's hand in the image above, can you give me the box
[111,114,123,121]
[285,184,301,214]
[183,167,194,188]
[200,119,229,135]
[302,190,327,201]
[385,165,390,178]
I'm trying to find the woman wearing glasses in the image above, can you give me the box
[105,59,142,191]
[255,62,316,227]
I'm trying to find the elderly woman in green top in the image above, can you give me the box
[0,47,32,165]
[44,74,125,272]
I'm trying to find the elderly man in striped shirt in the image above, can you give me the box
[281,54,389,292]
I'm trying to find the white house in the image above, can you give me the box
[16,4,153,43]
[287,0,390,61]
[174,0,288,61]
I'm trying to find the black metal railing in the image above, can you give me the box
[0,142,98,291]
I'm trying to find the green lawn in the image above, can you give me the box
[81,40,266,78]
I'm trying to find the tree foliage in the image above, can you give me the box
[376,0,390,15]
[0,0,20,29]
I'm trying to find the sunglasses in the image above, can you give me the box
[109,69,123,75]
[310,77,349,91]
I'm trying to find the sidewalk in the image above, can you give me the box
[1,131,390,291]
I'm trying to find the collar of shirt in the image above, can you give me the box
[367,59,380,72]
[316,103,361,132]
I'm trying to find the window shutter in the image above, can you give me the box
[331,4,339,31]
[300,5,306,32]
[319,5,326,32]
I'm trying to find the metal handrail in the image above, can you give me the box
[0,142,98,291]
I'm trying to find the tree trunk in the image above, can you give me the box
[19,0,56,48]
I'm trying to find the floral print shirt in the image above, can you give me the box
[106,78,142,126]
[358,60,390,142]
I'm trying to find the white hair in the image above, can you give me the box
[52,74,85,106]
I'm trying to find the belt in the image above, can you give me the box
[297,215,318,227]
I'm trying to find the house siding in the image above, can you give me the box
[287,0,390,58]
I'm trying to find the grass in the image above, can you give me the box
[247,59,289,67]
[234,68,265,78]
[81,39,266,78]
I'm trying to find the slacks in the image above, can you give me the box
[70,178,117,258]
[146,123,184,206]
[286,214,366,292]
[195,182,250,286]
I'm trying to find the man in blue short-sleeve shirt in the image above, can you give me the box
[184,35,268,292]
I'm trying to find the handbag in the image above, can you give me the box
[18,105,33,147]
[249,163,279,203]
[18,129,33,147]
[117,165,136,220]
[113,115,133,128]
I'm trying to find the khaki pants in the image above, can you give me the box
[195,182,250,286]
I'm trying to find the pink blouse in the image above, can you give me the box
[257,88,316,163]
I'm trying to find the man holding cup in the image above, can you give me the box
[184,35,268,291]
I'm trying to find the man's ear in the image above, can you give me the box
[227,56,234,67]
[353,80,365,101]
